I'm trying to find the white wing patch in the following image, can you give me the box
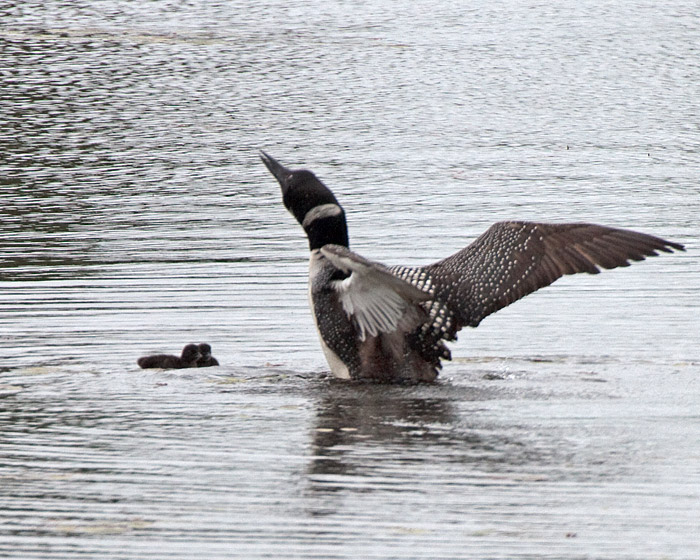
[320,245,430,341]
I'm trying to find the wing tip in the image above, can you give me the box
[664,241,685,252]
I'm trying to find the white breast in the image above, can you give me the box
[308,251,351,379]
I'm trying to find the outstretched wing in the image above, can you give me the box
[390,221,683,369]
[320,244,430,340]
[426,221,684,329]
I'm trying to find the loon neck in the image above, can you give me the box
[305,212,349,250]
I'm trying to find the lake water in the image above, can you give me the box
[1,1,699,558]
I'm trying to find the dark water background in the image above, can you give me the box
[1,1,699,558]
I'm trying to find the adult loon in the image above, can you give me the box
[137,344,201,369]
[260,152,684,383]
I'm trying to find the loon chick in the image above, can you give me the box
[260,152,685,383]
[137,344,201,369]
[197,343,219,367]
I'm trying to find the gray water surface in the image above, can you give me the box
[1,1,699,558]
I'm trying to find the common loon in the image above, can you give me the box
[260,152,685,383]
[137,344,201,369]
[197,343,219,367]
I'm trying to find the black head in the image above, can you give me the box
[198,343,212,357]
[260,151,349,250]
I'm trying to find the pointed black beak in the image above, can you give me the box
[260,151,291,191]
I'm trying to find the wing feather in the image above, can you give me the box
[425,221,684,329]
[320,244,430,340]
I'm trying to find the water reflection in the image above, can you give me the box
[306,381,541,485]
[310,385,455,476]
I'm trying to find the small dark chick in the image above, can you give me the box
[196,343,219,367]
[137,344,201,369]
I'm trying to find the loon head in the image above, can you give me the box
[260,151,349,250]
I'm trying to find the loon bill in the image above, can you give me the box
[261,151,685,383]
